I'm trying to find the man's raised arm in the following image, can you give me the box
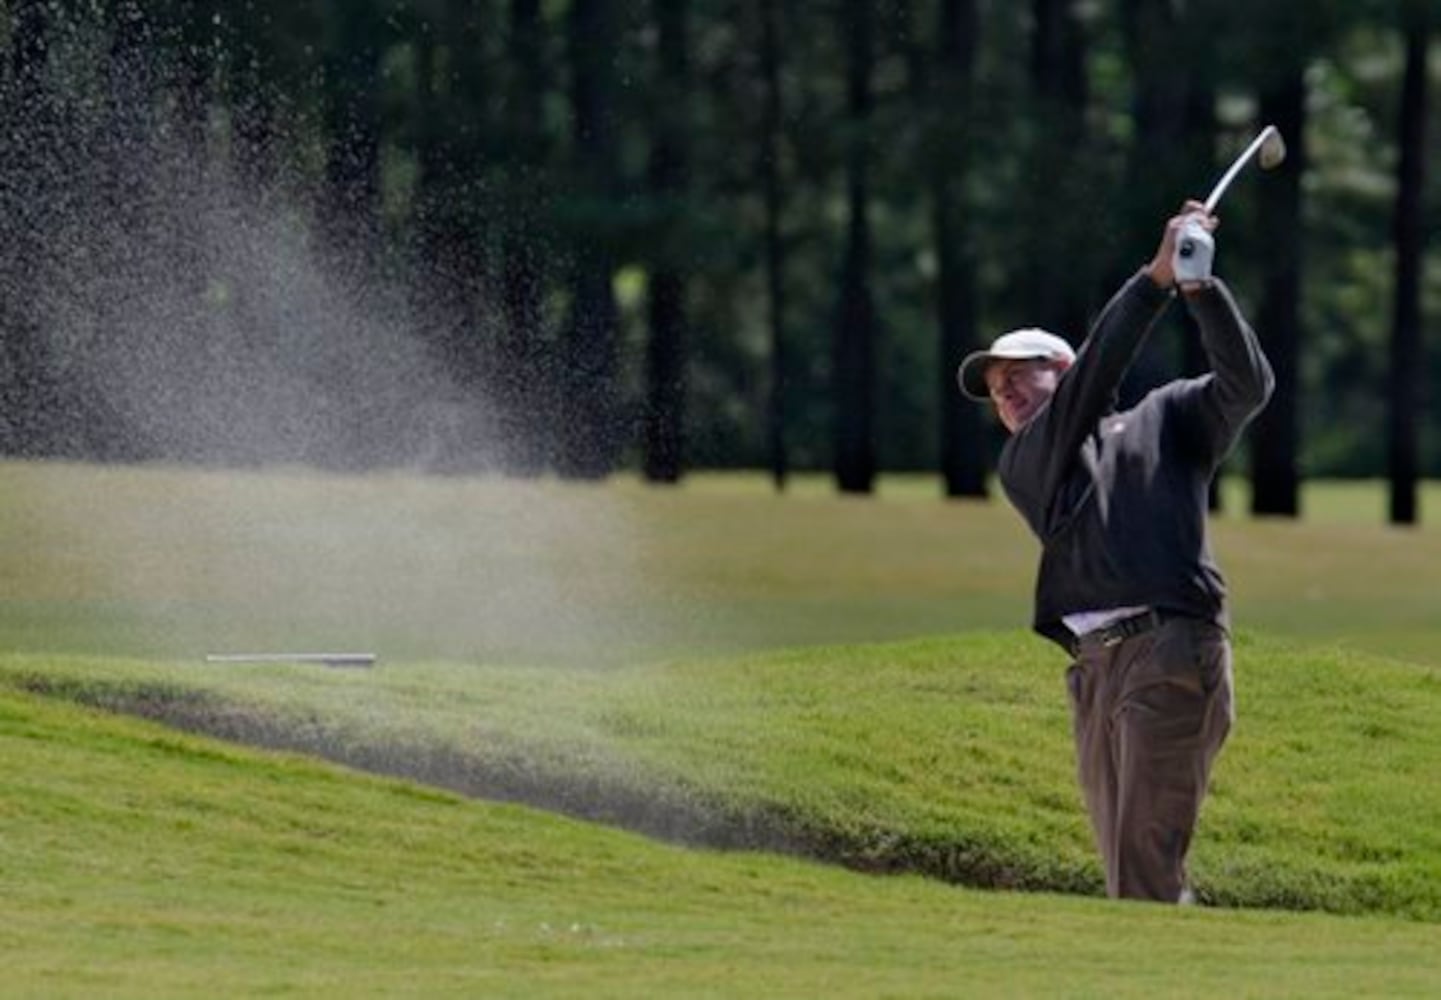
[1182,279,1275,460]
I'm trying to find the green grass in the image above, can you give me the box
[8,628,1441,919]
[7,460,1441,994]
[2,462,1440,665]
[7,685,1441,998]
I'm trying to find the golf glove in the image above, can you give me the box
[1172,214,1214,284]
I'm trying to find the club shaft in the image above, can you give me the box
[204,653,376,666]
[1203,126,1278,213]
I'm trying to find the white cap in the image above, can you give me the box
[956,328,1076,400]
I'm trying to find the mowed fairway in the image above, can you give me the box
[4,460,1441,995]
[2,461,1440,664]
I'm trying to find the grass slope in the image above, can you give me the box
[6,686,1441,998]
[10,628,1441,919]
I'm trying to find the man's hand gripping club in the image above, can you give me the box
[1146,200,1219,294]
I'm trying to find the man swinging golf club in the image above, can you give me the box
[958,180,1275,902]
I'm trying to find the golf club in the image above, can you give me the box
[1202,124,1287,213]
[204,653,377,668]
[1174,125,1287,283]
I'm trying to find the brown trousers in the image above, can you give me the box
[1066,615,1233,902]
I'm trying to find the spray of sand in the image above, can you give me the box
[0,9,659,667]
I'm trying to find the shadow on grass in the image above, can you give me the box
[14,673,1100,898]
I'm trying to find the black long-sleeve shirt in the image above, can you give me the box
[998,270,1275,651]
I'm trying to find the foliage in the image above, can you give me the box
[0,1,1433,482]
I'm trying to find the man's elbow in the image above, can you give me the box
[1253,356,1276,410]
[1245,355,1279,412]
[1231,351,1275,412]
[1218,359,1274,420]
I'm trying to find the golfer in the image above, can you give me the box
[958,201,1273,902]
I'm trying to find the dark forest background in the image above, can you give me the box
[0,0,1435,520]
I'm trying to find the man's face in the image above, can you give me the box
[985,358,1068,434]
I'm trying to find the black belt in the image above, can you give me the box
[1070,609,1171,654]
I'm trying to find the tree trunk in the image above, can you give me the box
[498,0,551,474]
[559,0,622,479]
[172,1,214,154]
[1249,72,1306,517]
[0,0,52,456]
[8,0,48,88]
[228,1,279,197]
[321,5,384,267]
[833,0,876,495]
[642,0,690,484]
[1120,0,1220,509]
[1119,0,1218,306]
[411,18,468,471]
[1024,0,1090,339]
[759,0,789,492]
[1388,6,1430,525]
[916,0,986,498]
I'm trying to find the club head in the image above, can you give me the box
[1258,126,1286,170]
